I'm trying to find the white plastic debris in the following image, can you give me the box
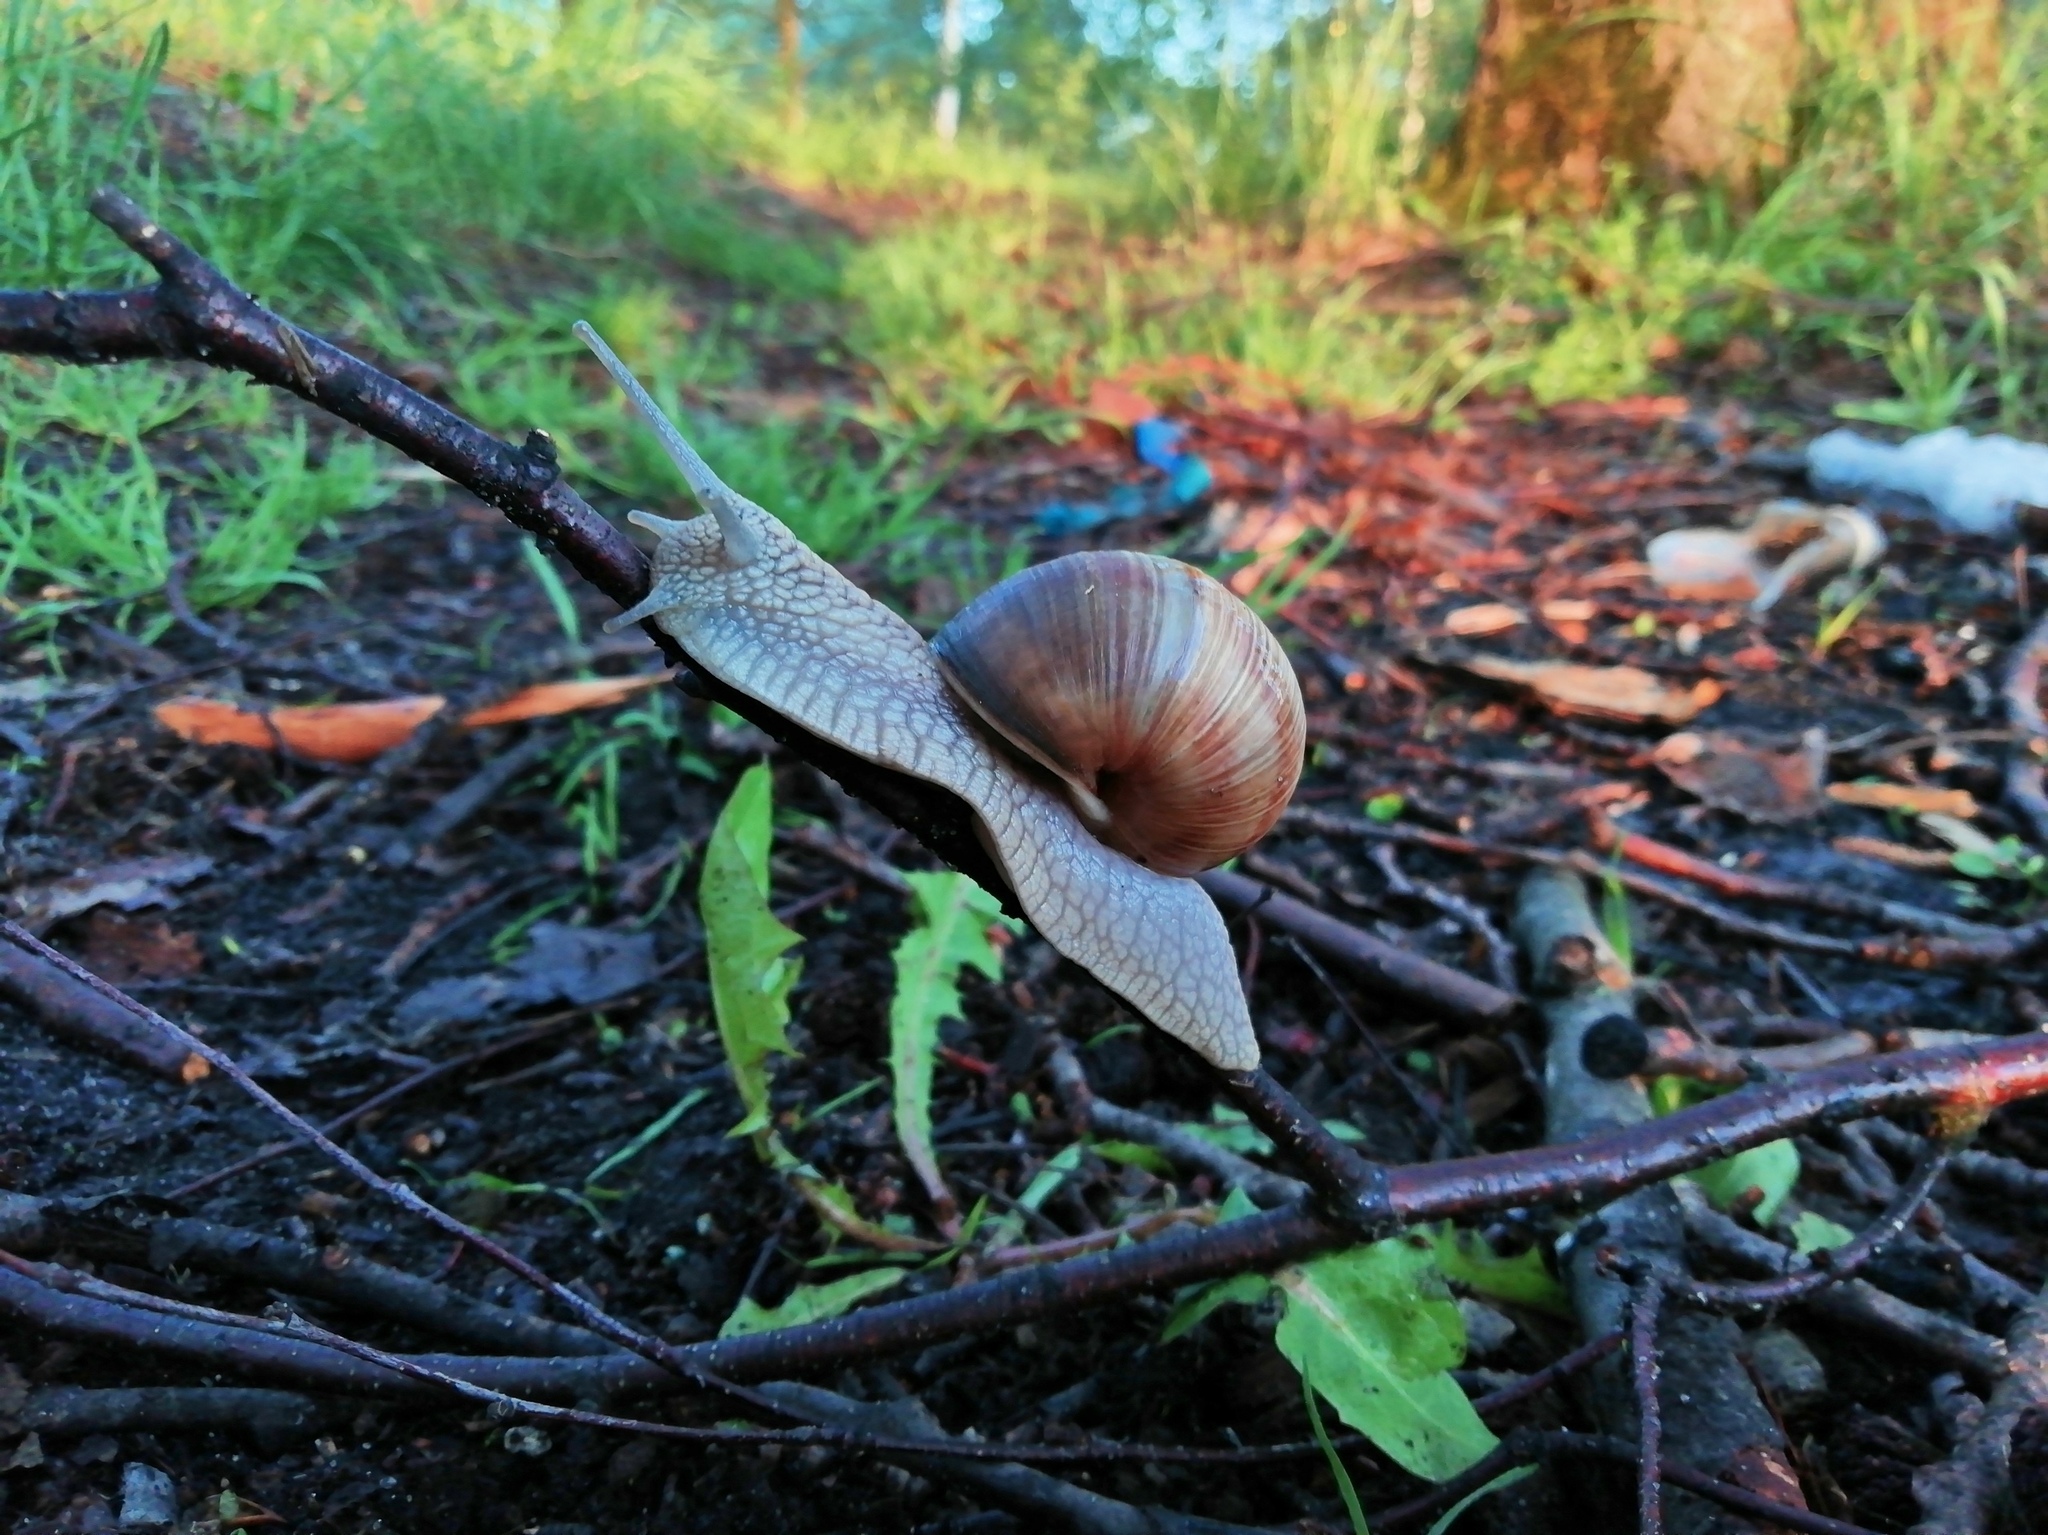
[1645,500,1885,614]
[1807,426,2048,536]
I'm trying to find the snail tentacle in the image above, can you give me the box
[574,321,763,567]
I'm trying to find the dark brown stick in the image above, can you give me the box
[1677,1188,2009,1390]
[1587,811,2002,943]
[0,933,206,1081]
[1580,1020,1995,1085]
[1467,1329,1624,1420]
[1513,865,1806,1535]
[7,1198,613,1357]
[1287,808,2048,970]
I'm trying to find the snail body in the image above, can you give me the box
[932,550,1303,877]
[580,323,1291,1071]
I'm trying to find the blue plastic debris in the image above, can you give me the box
[1132,418,1187,470]
[1033,415,1213,536]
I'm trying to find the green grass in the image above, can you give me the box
[3,0,2048,616]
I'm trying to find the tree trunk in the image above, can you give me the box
[776,0,804,128]
[1441,0,1801,216]
[934,0,964,145]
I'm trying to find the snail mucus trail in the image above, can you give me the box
[577,320,1305,1075]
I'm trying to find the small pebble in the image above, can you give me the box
[1742,1326,1827,1418]
[1457,1298,1517,1360]
[117,1463,177,1530]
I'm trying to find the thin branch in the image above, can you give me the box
[8,185,1013,909]
[2002,609,2048,846]
[1372,1429,1886,1535]
[1632,1273,1667,1535]
[1676,1141,1949,1311]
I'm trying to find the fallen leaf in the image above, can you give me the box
[394,921,660,1037]
[1580,561,1655,590]
[77,910,203,983]
[1538,598,1598,623]
[154,673,674,765]
[1546,396,1690,427]
[1827,782,1978,818]
[1651,729,1827,823]
[1832,836,1955,872]
[1730,644,1781,672]
[1443,603,1526,637]
[1462,656,1723,724]
[1082,379,1157,430]
[10,855,215,933]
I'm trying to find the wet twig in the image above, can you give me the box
[6,918,2048,1395]
[1632,1273,1667,1535]
[1581,1020,1995,1085]
[0,929,207,1081]
[1675,1140,1949,1311]
[1290,808,2048,970]
[1587,810,2003,944]
[1677,1185,2009,1390]
[0,185,1014,911]
[1513,865,1807,1535]
[1371,1428,1886,1535]
[1197,866,1520,1024]
[164,1013,583,1199]
[1046,1044,1310,1207]
[1368,841,1521,995]
[1910,1278,2048,1535]
[2,1195,614,1357]
[2001,609,2048,846]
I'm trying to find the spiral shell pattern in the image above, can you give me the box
[931,551,1305,878]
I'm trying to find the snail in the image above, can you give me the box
[577,322,1302,1072]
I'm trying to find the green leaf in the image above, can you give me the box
[1217,1185,1261,1224]
[1423,1466,1536,1535]
[1365,792,1405,823]
[1952,848,2001,880]
[1091,1140,1175,1177]
[717,1268,905,1338]
[585,1087,708,1189]
[889,871,1013,1218]
[1429,1225,1571,1317]
[1790,1210,1855,1254]
[1273,1240,1497,1481]
[1161,1272,1273,1344]
[982,1142,1086,1250]
[700,763,804,1137]
[1688,1138,1800,1225]
[1304,1381,1370,1535]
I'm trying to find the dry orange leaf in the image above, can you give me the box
[1083,380,1158,430]
[1538,598,1598,623]
[1463,656,1724,724]
[1832,836,1956,872]
[1443,603,1526,637]
[1827,782,1978,818]
[155,673,675,765]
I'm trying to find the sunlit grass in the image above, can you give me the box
[4,0,2048,617]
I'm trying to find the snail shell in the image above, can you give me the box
[931,551,1304,878]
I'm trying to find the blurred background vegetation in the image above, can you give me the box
[1,0,2043,612]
